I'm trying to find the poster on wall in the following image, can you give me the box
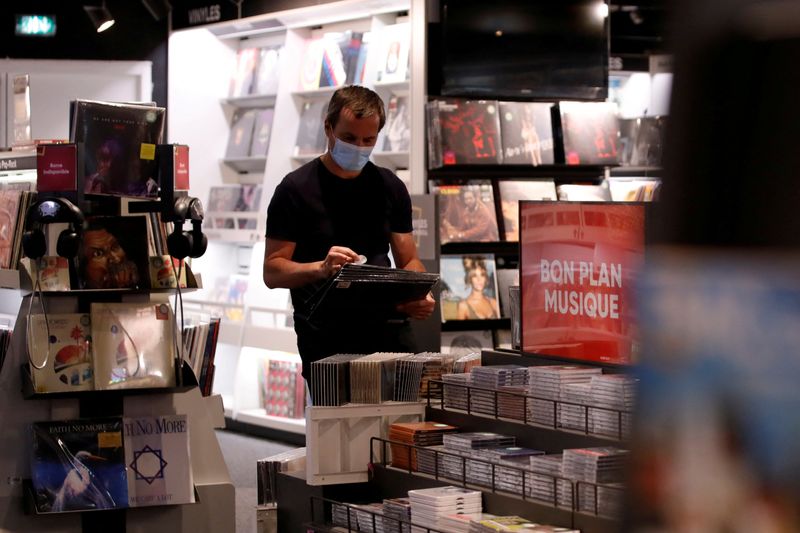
[519,201,645,364]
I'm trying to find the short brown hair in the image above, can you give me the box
[325,85,386,131]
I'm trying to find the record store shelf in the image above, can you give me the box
[441,318,511,332]
[423,379,629,451]
[367,439,621,533]
[305,496,446,533]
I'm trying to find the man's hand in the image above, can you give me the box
[397,292,436,320]
[319,246,360,278]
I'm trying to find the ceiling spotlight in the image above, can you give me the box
[84,2,115,33]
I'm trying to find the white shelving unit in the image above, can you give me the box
[168,0,428,439]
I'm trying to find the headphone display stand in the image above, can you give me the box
[0,146,233,532]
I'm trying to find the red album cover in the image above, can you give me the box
[433,99,502,165]
[36,144,78,192]
[70,100,165,198]
[559,102,620,166]
[519,201,644,364]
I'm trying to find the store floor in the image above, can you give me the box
[215,429,295,533]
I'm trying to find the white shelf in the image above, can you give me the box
[241,324,297,353]
[220,93,278,108]
[291,86,339,99]
[220,156,267,173]
[221,393,235,418]
[236,409,306,434]
[306,401,425,420]
[373,80,409,96]
[372,150,409,168]
[205,228,264,244]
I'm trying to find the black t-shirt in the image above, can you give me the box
[266,158,413,317]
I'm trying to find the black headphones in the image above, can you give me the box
[22,197,85,260]
[167,196,207,260]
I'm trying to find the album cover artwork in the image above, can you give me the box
[0,183,32,268]
[70,100,166,197]
[299,38,325,90]
[497,180,558,241]
[440,330,494,355]
[31,417,127,512]
[608,178,661,202]
[430,181,499,244]
[229,47,260,97]
[253,46,283,95]
[123,415,194,507]
[28,313,93,393]
[431,99,502,166]
[559,101,620,166]
[78,216,150,290]
[496,268,520,318]
[383,95,410,152]
[499,101,555,165]
[373,22,410,84]
[439,254,500,321]
[556,182,613,202]
[30,256,71,291]
[249,108,275,157]
[294,100,328,156]
[225,109,258,159]
[91,302,176,390]
[319,31,364,87]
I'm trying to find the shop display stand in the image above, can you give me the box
[0,190,234,531]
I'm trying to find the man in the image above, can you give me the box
[441,187,499,242]
[263,85,435,381]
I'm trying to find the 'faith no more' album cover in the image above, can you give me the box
[31,417,128,512]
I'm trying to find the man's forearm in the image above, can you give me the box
[399,257,426,273]
[263,257,324,289]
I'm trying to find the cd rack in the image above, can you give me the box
[306,495,449,533]
[424,379,632,442]
[369,437,625,520]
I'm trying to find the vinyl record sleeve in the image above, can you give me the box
[70,100,165,197]
[123,415,194,507]
[91,302,176,390]
[31,417,127,512]
[28,313,93,393]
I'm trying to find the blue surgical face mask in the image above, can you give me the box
[329,137,374,172]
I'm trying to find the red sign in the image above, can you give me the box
[36,143,77,192]
[519,201,645,365]
[174,144,190,190]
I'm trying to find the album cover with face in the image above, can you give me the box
[439,254,500,321]
[430,181,499,244]
[90,302,176,390]
[78,216,150,290]
[28,313,94,393]
[499,101,555,165]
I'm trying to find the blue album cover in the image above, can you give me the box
[31,418,128,512]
